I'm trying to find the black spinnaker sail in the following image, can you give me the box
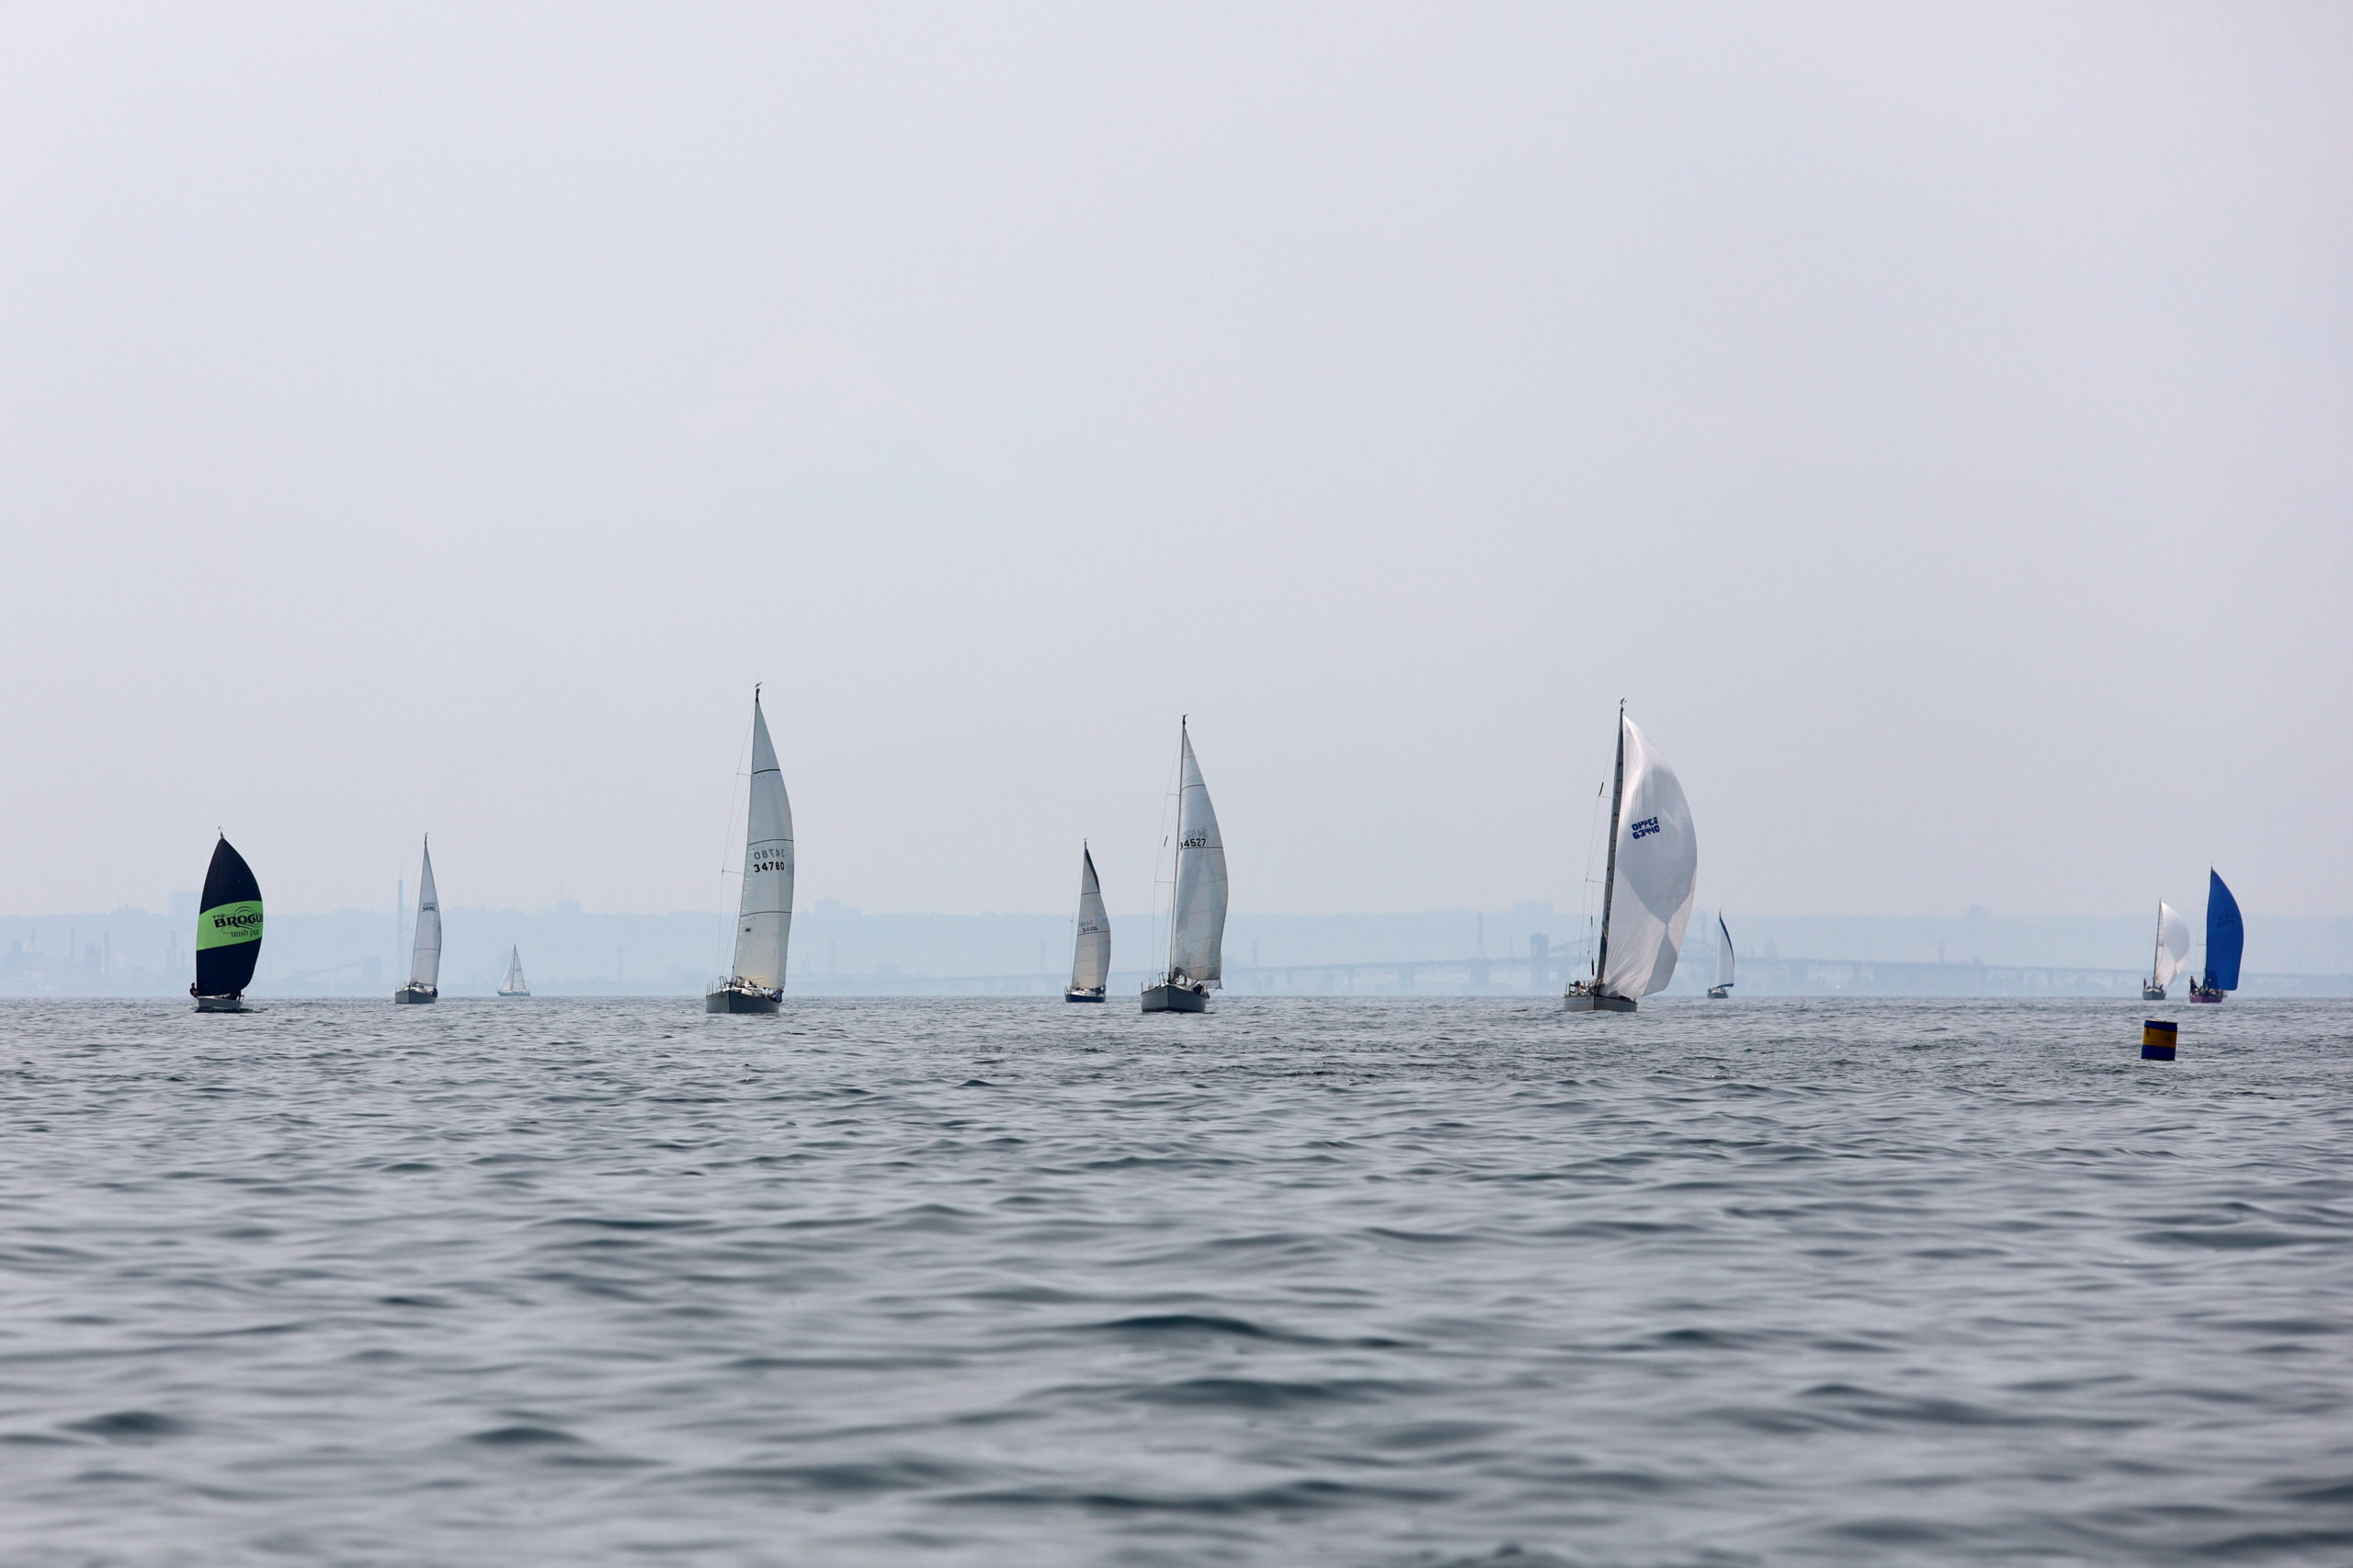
[195,836,264,997]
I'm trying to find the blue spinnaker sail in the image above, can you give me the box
[2203,869,2244,992]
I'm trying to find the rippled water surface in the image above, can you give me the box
[4,995,2351,1566]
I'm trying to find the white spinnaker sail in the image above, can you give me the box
[1072,846,1110,991]
[502,947,528,993]
[1168,727,1228,987]
[1599,716,1698,998]
[1715,915,1734,989]
[408,841,442,989]
[731,695,796,990]
[2154,901,2192,987]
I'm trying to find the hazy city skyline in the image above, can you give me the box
[4,6,2347,921]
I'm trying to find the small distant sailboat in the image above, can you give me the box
[2188,869,2242,1004]
[1142,719,1226,1015]
[192,834,264,1012]
[1565,704,1698,1014]
[708,687,794,1015]
[393,838,440,1003]
[1066,843,1109,1003]
[497,946,530,998]
[2142,901,2192,1001]
[1707,914,1734,998]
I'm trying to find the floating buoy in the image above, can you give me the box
[2142,1019,2177,1061]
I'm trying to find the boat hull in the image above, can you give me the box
[1706,985,1731,999]
[1064,988,1106,1004]
[2188,986,2225,1005]
[706,986,781,1015]
[496,990,530,999]
[1563,991,1637,1013]
[392,985,437,1005]
[1141,983,1208,1015]
[192,994,249,1013]
[2143,983,2167,1001]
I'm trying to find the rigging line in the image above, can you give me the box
[1150,722,1184,984]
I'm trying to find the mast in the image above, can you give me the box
[1594,700,1627,990]
[1165,717,1186,983]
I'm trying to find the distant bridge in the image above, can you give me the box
[786,955,2353,998]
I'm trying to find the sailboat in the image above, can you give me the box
[708,687,794,1015]
[1564,704,1698,1013]
[192,834,264,1012]
[1142,719,1226,1014]
[2142,901,2192,1001]
[1066,843,1109,1002]
[497,946,530,999]
[1707,914,1734,998]
[393,838,440,1003]
[2188,869,2242,1004]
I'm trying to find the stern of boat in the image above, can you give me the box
[706,983,782,1015]
[1141,983,1208,1015]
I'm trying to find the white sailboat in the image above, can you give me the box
[1707,914,1734,998]
[497,946,530,998]
[2143,900,2192,1001]
[393,838,440,1003]
[1565,704,1698,1014]
[1142,719,1226,1014]
[708,687,795,1015]
[1066,843,1110,1002]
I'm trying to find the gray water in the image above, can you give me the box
[3,997,2350,1567]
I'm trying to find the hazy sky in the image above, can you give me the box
[3,4,2347,920]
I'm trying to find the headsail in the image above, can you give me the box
[2154,901,2192,988]
[730,692,796,991]
[196,835,264,997]
[2202,870,2243,992]
[1071,845,1110,992]
[1597,715,1698,999]
[1168,723,1228,988]
[408,840,442,990]
[1715,914,1734,990]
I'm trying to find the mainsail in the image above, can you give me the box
[196,835,264,997]
[1715,914,1735,991]
[730,692,796,991]
[2202,869,2243,992]
[2153,901,2192,988]
[408,840,442,991]
[1167,723,1228,988]
[1597,713,1698,999]
[1071,845,1110,993]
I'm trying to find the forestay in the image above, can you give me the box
[408,841,442,990]
[1168,728,1228,988]
[1071,846,1110,992]
[731,696,796,990]
[1599,716,1699,999]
